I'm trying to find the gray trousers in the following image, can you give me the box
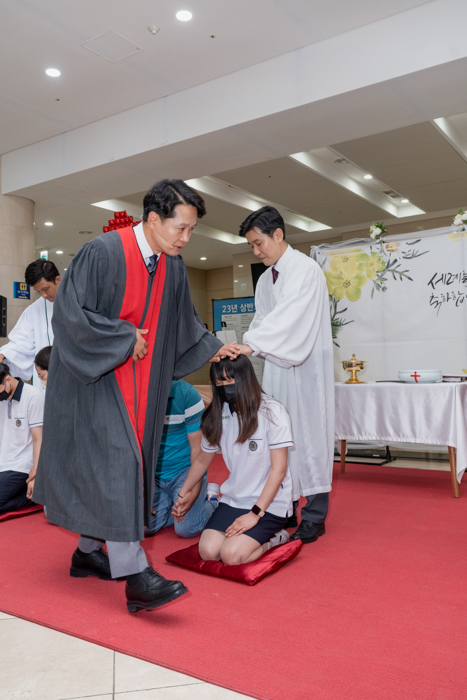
[299,492,329,524]
[78,535,148,579]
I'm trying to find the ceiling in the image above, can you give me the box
[0,0,431,153]
[33,114,467,272]
[5,0,467,272]
[333,123,467,212]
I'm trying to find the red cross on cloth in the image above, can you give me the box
[410,372,421,383]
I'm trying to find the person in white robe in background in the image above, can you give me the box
[236,206,335,544]
[0,260,60,394]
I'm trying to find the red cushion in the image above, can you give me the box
[166,539,303,586]
[0,504,43,523]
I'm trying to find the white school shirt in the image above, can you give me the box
[0,297,54,394]
[0,380,44,475]
[243,245,335,500]
[201,396,294,518]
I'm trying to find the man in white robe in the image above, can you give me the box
[237,206,335,544]
[0,260,60,393]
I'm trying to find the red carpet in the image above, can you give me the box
[0,503,43,522]
[1,458,466,700]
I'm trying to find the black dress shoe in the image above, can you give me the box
[126,567,188,613]
[70,548,113,580]
[289,521,325,544]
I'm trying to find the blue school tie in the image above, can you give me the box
[147,254,159,276]
[272,267,279,284]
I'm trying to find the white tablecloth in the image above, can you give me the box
[335,382,467,482]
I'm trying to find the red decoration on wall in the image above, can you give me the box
[103,210,140,233]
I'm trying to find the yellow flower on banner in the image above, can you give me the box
[357,252,385,280]
[329,253,360,276]
[324,271,367,302]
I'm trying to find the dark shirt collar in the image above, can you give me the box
[11,378,24,402]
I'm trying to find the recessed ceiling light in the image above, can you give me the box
[200,257,207,260]
[56,250,63,254]
[234,280,238,283]
[363,174,373,180]
[238,264,244,268]
[64,268,67,271]
[44,221,53,226]
[401,199,409,204]
[45,68,61,77]
[176,10,192,21]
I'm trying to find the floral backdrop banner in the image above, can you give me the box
[311,226,467,381]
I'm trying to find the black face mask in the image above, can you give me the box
[0,389,10,402]
[217,383,236,405]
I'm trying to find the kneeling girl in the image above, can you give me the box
[172,355,294,565]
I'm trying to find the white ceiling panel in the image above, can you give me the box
[333,122,467,211]
[215,157,387,226]
[33,195,253,272]
[0,0,433,153]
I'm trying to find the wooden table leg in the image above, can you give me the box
[448,446,460,498]
[340,440,346,474]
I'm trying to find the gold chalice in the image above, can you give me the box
[342,354,365,384]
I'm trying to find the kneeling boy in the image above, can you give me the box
[147,380,218,538]
[0,362,44,514]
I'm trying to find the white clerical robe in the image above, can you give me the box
[0,297,54,393]
[243,245,335,500]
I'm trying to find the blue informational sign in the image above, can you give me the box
[13,282,30,300]
[212,297,256,332]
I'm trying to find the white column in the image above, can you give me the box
[0,156,35,334]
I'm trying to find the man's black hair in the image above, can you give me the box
[35,346,52,371]
[0,362,11,385]
[142,179,206,222]
[239,206,286,240]
[25,260,60,287]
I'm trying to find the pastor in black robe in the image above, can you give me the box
[33,226,222,542]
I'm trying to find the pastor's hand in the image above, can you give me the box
[235,344,253,356]
[209,343,240,362]
[132,328,148,363]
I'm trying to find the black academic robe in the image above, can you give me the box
[33,227,222,541]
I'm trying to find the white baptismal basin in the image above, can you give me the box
[398,369,443,384]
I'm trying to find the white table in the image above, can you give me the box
[335,382,467,498]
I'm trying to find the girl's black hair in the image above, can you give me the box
[35,345,52,371]
[201,355,263,446]
[0,362,10,384]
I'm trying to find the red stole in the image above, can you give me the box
[114,226,166,450]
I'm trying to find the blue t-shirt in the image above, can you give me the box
[156,380,205,481]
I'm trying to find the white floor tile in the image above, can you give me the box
[115,652,204,693]
[387,458,450,471]
[0,618,114,700]
[68,697,113,700]
[116,684,249,699]
[0,610,15,619]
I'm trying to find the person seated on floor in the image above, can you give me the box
[34,345,52,390]
[146,379,220,538]
[172,355,294,565]
[0,362,44,514]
